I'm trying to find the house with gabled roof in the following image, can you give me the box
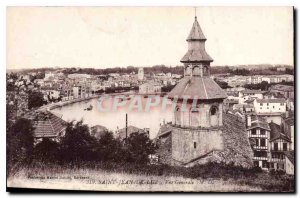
[268,121,291,170]
[26,111,67,144]
[246,117,271,170]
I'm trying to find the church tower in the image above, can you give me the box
[166,15,228,165]
[138,68,144,80]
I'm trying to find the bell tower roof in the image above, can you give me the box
[186,16,207,41]
[180,16,213,63]
[168,13,227,100]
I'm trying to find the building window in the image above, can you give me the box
[211,107,217,115]
[251,129,256,135]
[255,138,259,146]
[274,143,278,151]
[190,107,200,127]
[283,143,287,151]
[194,142,197,149]
[267,103,269,106]
[261,139,266,147]
[175,106,181,126]
[210,106,218,126]
[260,129,265,135]
[260,103,262,106]
[262,161,268,168]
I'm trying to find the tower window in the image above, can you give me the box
[193,66,201,76]
[194,142,197,149]
[175,106,181,126]
[211,107,217,115]
[190,107,200,127]
[210,106,219,126]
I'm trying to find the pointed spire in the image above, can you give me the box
[181,12,213,63]
[186,14,206,41]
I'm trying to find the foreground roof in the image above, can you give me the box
[32,111,67,138]
[168,76,227,100]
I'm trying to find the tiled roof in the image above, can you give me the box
[247,120,270,131]
[116,125,146,140]
[168,77,227,100]
[269,122,291,142]
[244,104,254,108]
[241,89,266,94]
[256,98,286,103]
[285,151,294,165]
[224,99,239,104]
[271,84,294,92]
[216,113,254,168]
[244,98,255,104]
[284,117,294,127]
[32,111,67,138]
[157,124,173,138]
[186,17,206,41]
[180,49,213,63]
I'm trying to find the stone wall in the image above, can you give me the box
[157,112,253,168]
[172,127,223,164]
[156,134,173,165]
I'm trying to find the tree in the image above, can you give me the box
[215,80,232,89]
[34,138,60,162]
[244,81,269,91]
[7,118,35,167]
[97,131,124,163]
[59,121,98,163]
[28,91,47,109]
[125,133,157,164]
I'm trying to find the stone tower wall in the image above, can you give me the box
[171,127,224,164]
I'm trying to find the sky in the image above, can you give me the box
[7,6,294,69]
